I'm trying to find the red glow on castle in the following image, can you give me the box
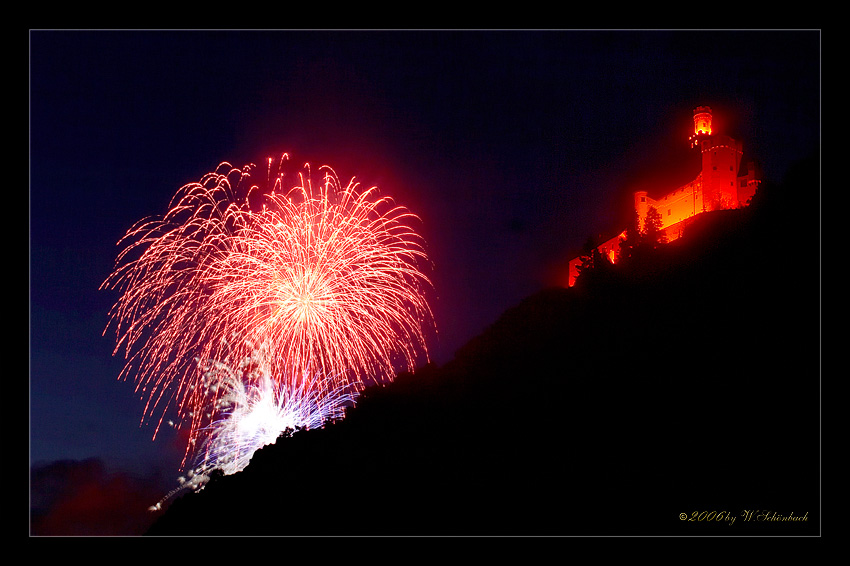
[567,105,761,287]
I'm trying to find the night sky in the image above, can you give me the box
[29,29,820,534]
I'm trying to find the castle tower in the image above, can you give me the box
[690,106,713,149]
[695,107,742,211]
[693,106,713,136]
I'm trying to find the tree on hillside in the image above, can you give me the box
[575,235,614,285]
[642,206,667,248]
[617,209,641,264]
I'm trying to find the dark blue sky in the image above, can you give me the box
[29,30,820,492]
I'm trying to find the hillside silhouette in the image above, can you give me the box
[146,154,819,536]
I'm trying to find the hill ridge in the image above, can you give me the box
[147,161,820,536]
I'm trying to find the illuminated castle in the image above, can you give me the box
[567,106,760,287]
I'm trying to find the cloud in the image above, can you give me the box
[30,458,168,536]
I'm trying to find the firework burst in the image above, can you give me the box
[102,154,434,472]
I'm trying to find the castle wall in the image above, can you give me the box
[567,231,625,287]
[649,175,704,238]
[640,136,747,241]
[660,215,699,244]
[567,257,581,288]
[736,162,760,207]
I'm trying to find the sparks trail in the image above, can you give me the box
[148,350,358,511]
[102,154,435,473]
[194,342,357,478]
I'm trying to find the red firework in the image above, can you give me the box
[102,155,434,458]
